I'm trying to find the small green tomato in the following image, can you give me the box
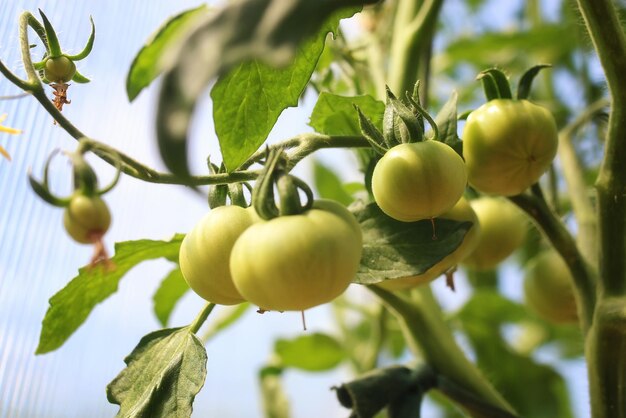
[44,56,76,83]
[371,140,467,222]
[524,250,578,324]
[179,205,258,305]
[462,99,558,196]
[462,197,527,271]
[63,194,111,244]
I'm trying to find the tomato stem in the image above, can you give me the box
[190,303,217,335]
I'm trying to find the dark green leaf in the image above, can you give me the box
[126,5,209,101]
[309,93,385,135]
[107,327,207,418]
[153,267,189,327]
[312,160,355,206]
[211,8,358,171]
[36,235,184,354]
[352,203,471,284]
[157,0,373,176]
[275,333,345,372]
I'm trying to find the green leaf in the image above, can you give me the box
[126,5,208,101]
[312,160,354,206]
[153,267,189,327]
[156,0,374,176]
[309,92,385,136]
[352,202,471,284]
[36,235,184,354]
[455,291,575,418]
[433,91,462,156]
[274,333,345,371]
[106,327,207,417]
[211,9,358,171]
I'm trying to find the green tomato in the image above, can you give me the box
[179,205,258,305]
[461,197,527,271]
[44,56,76,83]
[372,140,467,222]
[63,194,111,244]
[462,99,558,196]
[230,200,362,311]
[377,196,481,290]
[524,250,578,324]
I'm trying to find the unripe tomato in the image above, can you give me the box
[377,197,480,290]
[179,206,258,305]
[462,99,558,196]
[524,250,578,324]
[63,194,111,244]
[44,56,76,83]
[230,200,362,311]
[462,197,527,271]
[371,140,467,222]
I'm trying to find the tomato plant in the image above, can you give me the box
[372,140,467,222]
[1,1,624,417]
[179,205,258,305]
[523,250,578,324]
[230,200,362,311]
[463,99,558,196]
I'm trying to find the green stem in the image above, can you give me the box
[558,98,609,265]
[575,1,626,416]
[508,191,596,332]
[368,286,516,417]
[189,303,216,334]
[387,0,444,96]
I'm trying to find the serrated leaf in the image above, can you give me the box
[126,5,209,101]
[309,93,385,136]
[211,9,358,171]
[352,203,471,284]
[275,333,345,371]
[312,160,355,206]
[433,91,462,156]
[157,0,374,176]
[153,267,189,327]
[36,235,185,354]
[107,327,207,418]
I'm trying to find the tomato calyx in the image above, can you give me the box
[251,148,313,220]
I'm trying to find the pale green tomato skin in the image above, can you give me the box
[63,194,111,244]
[378,196,480,290]
[44,56,76,83]
[524,250,578,324]
[462,197,527,271]
[179,206,258,305]
[230,203,362,311]
[462,99,558,196]
[372,140,467,222]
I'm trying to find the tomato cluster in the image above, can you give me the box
[180,200,362,311]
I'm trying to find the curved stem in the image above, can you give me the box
[508,191,596,332]
[368,285,516,417]
[189,303,216,334]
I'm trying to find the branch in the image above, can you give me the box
[508,190,596,332]
[558,98,609,264]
